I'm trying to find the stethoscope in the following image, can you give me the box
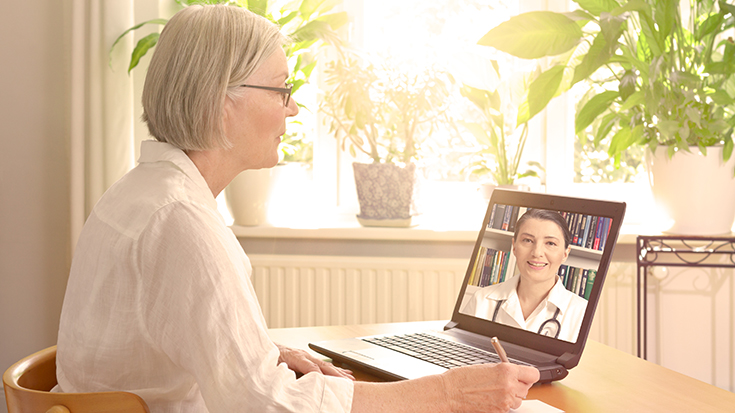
[492,299,562,339]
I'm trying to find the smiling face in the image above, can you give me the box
[512,217,571,287]
[222,47,299,170]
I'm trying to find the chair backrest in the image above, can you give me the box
[3,346,149,413]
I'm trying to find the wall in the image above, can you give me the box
[0,1,72,411]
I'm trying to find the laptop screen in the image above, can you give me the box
[451,189,625,362]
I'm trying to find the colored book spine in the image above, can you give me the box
[585,216,598,249]
[584,269,596,300]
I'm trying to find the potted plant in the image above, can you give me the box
[478,0,735,234]
[457,63,544,197]
[112,0,347,226]
[320,52,453,227]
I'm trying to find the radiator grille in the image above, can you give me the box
[249,255,468,328]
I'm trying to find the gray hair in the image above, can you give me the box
[142,4,288,150]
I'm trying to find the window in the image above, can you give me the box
[296,0,653,228]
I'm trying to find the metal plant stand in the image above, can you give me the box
[636,235,735,359]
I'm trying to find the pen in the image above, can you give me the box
[491,337,509,363]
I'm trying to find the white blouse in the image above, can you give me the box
[56,141,353,412]
[462,275,588,343]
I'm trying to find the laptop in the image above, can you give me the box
[309,189,626,383]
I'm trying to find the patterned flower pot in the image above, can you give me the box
[352,162,420,227]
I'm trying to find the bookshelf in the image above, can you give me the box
[463,205,608,305]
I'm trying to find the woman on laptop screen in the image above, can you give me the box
[462,209,588,342]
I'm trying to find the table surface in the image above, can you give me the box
[268,320,735,413]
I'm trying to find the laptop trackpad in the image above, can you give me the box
[335,339,447,380]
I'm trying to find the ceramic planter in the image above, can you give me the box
[646,146,735,235]
[224,168,272,226]
[352,162,420,227]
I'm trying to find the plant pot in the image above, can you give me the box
[352,162,420,227]
[646,146,735,235]
[225,168,272,226]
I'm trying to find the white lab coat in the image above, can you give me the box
[462,274,588,342]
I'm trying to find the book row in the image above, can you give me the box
[560,212,612,251]
[487,204,612,251]
[467,245,594,300]
[558,264,596,300]
[467,246,515,288]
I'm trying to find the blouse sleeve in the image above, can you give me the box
[136,201,353,412]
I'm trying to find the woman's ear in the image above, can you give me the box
[562,245,571,262]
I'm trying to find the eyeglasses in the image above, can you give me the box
[240,83,293,106]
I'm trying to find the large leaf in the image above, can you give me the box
[129,33,159,73]
[618,69,637,101]
[520,65,566,124]
[573,0,620,16]
[478,11,583,59]
[289,17,343,45]
[247,0,268,16]
[576,90,619,133]
[618,89,645,111]
[315,11,348,29]
[572,27,621,85]
[109,18,168,68]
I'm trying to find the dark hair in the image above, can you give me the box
[513,209,572,248]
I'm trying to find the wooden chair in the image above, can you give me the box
[3,345,149,413]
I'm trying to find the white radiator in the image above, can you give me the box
[249,254,468,328]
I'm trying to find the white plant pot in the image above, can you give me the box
[646,146,735,235]
[224,168,272,226]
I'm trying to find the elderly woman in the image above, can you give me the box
[462,209,588,343]
[56,5,538,412]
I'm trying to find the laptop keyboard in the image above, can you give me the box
[363,333,533,369]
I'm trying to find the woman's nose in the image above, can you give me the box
[287,97,299,117]
[531,243,544,257]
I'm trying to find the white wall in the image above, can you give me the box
[0,1,72,411]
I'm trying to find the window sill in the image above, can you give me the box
[230,212,643,245]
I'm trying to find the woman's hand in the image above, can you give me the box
[275,343,355,380]
[440,362,540,412]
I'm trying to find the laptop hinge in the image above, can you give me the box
[443,321,459,331]
[556,352,578,369]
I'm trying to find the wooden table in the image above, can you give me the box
[269,320,735,412]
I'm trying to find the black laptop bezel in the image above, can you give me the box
[449,189,626,369]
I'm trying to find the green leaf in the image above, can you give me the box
[128,33,159,73]
[709,89,735,105]
[277,11,298,26]
[109,18,167,68]
[658,120,680,141]
[619,89,644,111]
[247,0,268,16]
[654,0,676,38]
[639,15,663,56]
[609,124,642,160]
[696,12,724,41]
[460,121,492,147]
[618,69,637,101]
[724,135,734,161]
[523,65,566,123]
[719,0,735,18]
[572,31,614,85]
[594,112,619,146]
[299,0,321,19]
[315,11,349,30]
[573,0,620,16]
[289,19,342,45]
[576,90,619,133]
[608,126,631,159]
[478,11,583,59]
